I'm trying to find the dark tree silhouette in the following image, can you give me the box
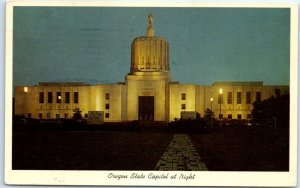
[204,108,214,127]
[252,94,289,129]
[73,107,83,121]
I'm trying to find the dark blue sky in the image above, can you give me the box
[13,7,290,86]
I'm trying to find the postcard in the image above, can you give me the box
[5,1,298,186]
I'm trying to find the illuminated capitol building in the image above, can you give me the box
[14,15,289,123]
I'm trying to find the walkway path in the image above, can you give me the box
[154,134,207,171]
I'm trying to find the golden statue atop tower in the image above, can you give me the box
[147,14,154,37]
[148,14,153,26]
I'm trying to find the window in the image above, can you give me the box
[237,92,242,104]
[181,93,186,100]
[65,92,70,103]
[105,93,110,100]
[228,114,232,119]
[181,104,186,110]
[141,57,145,69]
[65,113,68,118]
[275,89,281,98]
[39,92,44,103]
[56,113,60,119]
[153,61,157,69]
[74,92,79,103]
[38,113,43,119]
[146,61,151,69]
[246,92,251,104]
[56,92,61,103]
[105,104,110,109]
[227,92,232,104]
[105,113,109,118]
[218,94,223,104]
[237,114,242,120]
[256,91,261,102]
[47,113,51,118]
[48,92,53,103]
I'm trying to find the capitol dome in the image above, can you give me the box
[130,15,169,73]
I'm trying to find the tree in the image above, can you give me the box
[204,108,214,127]
[252,94,289,129]
[73,107,83,122]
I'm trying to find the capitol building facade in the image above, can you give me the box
[14,15,289,123]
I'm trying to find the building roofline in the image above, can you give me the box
[212,81,264,86]
[38,82,89,86]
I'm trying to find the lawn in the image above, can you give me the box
[13,129,174,170]
[12,125,289,171]
[190,126,289,171]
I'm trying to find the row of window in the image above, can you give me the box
[30,112,249,120]
[29,112,110,119]
[29,111,250,120]
[105,92,110,118]
[105,103,110,118]
[138,61,162,69]
[218,91,261,104]
[181,104,251,110]
[181,92,262,105]
[104,93,110,114]
[39,92,79,104]
[218,114,252,120]
[39,92,110,104]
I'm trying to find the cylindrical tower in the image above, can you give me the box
[130,15,169,73]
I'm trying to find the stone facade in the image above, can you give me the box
[15,83,127,122]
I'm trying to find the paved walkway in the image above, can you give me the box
[155,134,207,171]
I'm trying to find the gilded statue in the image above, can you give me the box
[148,14,153,28]
[147,14,154,37]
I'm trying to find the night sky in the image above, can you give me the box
[13,7,290,86]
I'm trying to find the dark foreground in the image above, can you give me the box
[190,126,289,171]
[12,124,289,171]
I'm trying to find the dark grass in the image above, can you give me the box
[12,123,289,171]
[190,126,289,171]
[13,130,174,170]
